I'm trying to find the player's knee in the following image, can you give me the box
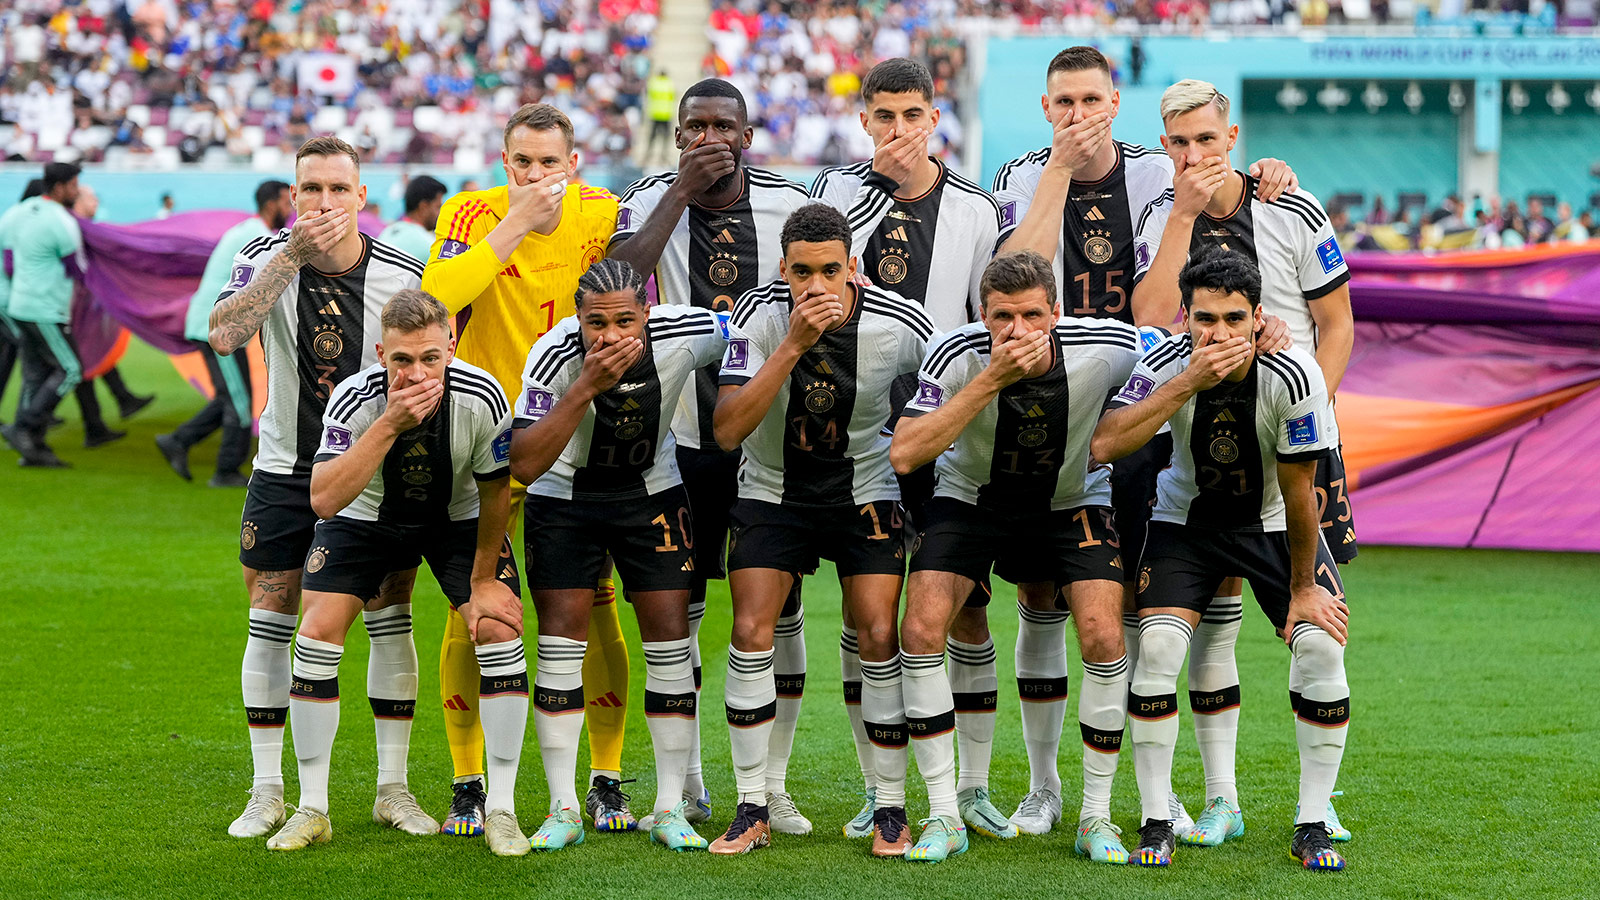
[729,615,774,653]
[474,617,518,646]
[1135,616,1192,680]
[857,617,901,659]
[949,605,989,644]
[1076,617,1125,663]
[1016,581,1060,611]
[1290,625,1345,681]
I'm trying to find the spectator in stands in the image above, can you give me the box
[1572,210,1595,243]
[1526,198,1555,243]
[156,194,175,220]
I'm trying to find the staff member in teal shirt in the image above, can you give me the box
[377,175,446,263]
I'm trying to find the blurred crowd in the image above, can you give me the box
[1333,193,1600,251]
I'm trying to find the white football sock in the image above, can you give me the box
[903,650,958,820]
[860,654,907,808]
[684,595,705,798]
[1016,602,1070,794]
[725,647,777,805]
[768,585,805,795]
[643,638,697,814]
[534,635,586,813]
[1130,615,1191,824]
[840,626,876,792]
[948,637,997,793]
[288,635,343,814]
[1189,596,1243,805]
[1289,623,1349,821]
[476,638,528,816]
[1079,655,1128,821]
[243,609,295,787]
[363,604,418,789]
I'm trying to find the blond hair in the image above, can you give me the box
[381,289,450,335]
[504,103,575,152]
[295,135,361,170]
[1159,79,1230,122]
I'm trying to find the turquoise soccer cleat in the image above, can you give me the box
[843,788,876,838]
[1074,816,1130,864]
[957,787,1018,839]
[649,801,709,852]
[904,815,968,863]
[529,808,585,851]
[1181,796,1245,846]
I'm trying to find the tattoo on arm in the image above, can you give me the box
[209,249,303,354]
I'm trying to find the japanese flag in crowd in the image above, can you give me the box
[297,53,356,97]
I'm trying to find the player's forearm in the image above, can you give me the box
[712,343,804,451]
[209,251,297,354]
[1132,219,1194,328]
[423,241,505,315]
[607,187,692,275]
[309,420,402,519]
[1309,289,1354,395]
[1091,378,1195,462]
[470,477,511,585]
[509,390,592,484]
[889,377,999,474]
[1279,460,1321,591]
[997,168,1071,258]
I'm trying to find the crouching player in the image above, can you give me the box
[270,290,530,856]
[1092,250,1350,870]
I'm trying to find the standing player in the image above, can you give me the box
[509,258,726,853]
[209,136,431,839]
[268,290,530,856]
[422,103,635,836]
[808,57,1015,839]
[989,46,1297,837]
[1131,79,1356,844]
[1093,250,1351,871]
[890,251,1139,864]
[706,204,933,858]
[158,180,292,487]
[609,78,811,829]
[379,175,448,263]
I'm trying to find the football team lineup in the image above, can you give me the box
[204,52,1360,869]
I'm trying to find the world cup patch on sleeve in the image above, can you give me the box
[227,265,255,289]
[1135,243,1151,271]
[1115,374,1155,404]
[912,379,945,409]
[999,201,1016,230]
[522,388,554,420]
[1287,412,1319,446]
[1317,236,1344,273]
[324,426,352,452]
[491,429,512,462]
[438,239,470,260]
[725,338,749,371]
[617,208,632,230]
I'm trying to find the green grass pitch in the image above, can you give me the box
[2,341,1596,898]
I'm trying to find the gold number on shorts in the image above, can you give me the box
[651,513,680,552]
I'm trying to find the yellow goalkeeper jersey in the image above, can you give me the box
[423,182,618,404]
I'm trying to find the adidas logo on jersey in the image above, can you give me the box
[1343,527,1357,544]
[1083,206,1106,221]
[404,443,428,457]
[619,397,640,412]
[712,228,736,244]
[814,359,834,375]
[1213,409,1238,424]
[884,225,909,242]
[1024,404,1047,418]
[499,264,522,278]
[318,299,343,316]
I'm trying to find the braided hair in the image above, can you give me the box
[575,257,646,309]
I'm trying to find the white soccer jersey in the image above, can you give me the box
[218,232,424,476]
[992,141,1173,323]
[720,280,934,507]
[1109,337,1338,532]
[903,319,1139,513]
[514,305,727,501]
[611,167,811,450]
[809,160,1001,332]
[1132,173,1350,349]
[315,358,512,523]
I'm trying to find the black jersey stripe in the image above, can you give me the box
[730,282,791,328]
[923,333,987,379]
[846,186,894,229]
[648,323,718,343]
[449,382,512,421]
[810,162,872,198]
[448,369,513,418]
[1268,196,1321,233]
[1120,141,1161,157]
[369,242,427,278]
[241,232,290,260]
[1143,335,1193,372]
[1275,192,1329,228]
[647,309,714,328]
[529,335,584,384]
[748,167,808,193]
[328,372,388,422]
[1136,190,1176,235]
[619,171,676,203]
[1258,353,1311,403]
[943,170,1003,214]
[992,146,1050,192]
[862,292,936,341]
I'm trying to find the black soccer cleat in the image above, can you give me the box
[440,779,487,836]
[586,776,638,832]
[84,428,127,449]
[118,394,156,419]
[1132,818,1176,867]
[1291,822,1346,870]
[155,433,192,481]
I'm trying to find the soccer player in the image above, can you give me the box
[1131,79,1356,843]
[890,250,1139,863]
[989,46,1297,837]
[380,175,448,263]
[1093,250,1350,871]
[609,78,811,829]
[422,103,633,836]
[706,203,933,857]
[808,57,1014,839]
[268,290,530,856]
[209,136,431,839]
[510,258,726,853]
[157,180,292,487]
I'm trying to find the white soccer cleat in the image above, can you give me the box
[766,791,813,836]
[374,784,441,836]
[266,807,332,851]
[1169,792,1194,834]
[1010,786,1062,835]
[484,809,530,857]
[228,785,286,838]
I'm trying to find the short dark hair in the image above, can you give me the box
[295,135,361,171]
[980,250,1057,309]
[780,204,851,256]
[21,178,45,201]
[862,58,935,104]
[1046,46,1112,79]
[254,179,290,211]
[679,79,748,124]
[1179,248,1262,309]
[575,257,646,309]
[381,289,451,335]
[504,103,574,152]
[43,162,81,193]
[404,175,448,213]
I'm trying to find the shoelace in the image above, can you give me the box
[242,788,280,814]
[449,783,486,819]
[1138,820,1174,848]
[1016,789,1055,818]
[594,778,635,810]
[872,807,906,842]
[1297,824,1336,854]
[1083,817,1121,839]
[915,816,952,839]
[383,790,429,821]
[768,792,800,819]
[723,802,765,838]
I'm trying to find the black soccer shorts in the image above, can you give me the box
[524,484,696,592]
[1135,521,1344,629]
[1110,431,1173,572]
[238,471,319,571]
[1316,446,1359,565]
[300,517,520,606]
[726,498,906,578]
[676,444,740,580]
[909,498,1126,591]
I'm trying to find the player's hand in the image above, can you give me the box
[784,288,845,352]
[505,165,567,235]
[1285,584,1349,646]
[1255,313,1294,354]
[1248,157,1299,202]
[380,370,444,431]
[872,128,928,188]
[1183,332,1251,390]
[283,207,349,266]
[987,323,1050,387]
[462,581,524,639]
[1173,156,1228,219]
[1044,111,1111,176]
[575,333,644,397]
[674,132,738,196]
